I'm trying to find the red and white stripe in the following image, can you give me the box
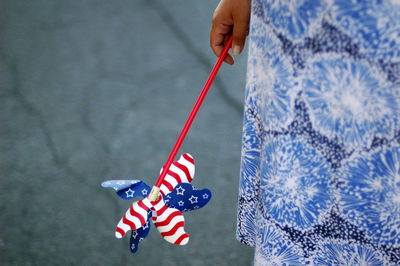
[151,196,189,245]
[115,198,152,239]
[159,153,195,196]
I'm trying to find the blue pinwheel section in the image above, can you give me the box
[164,183,212,212]
[129,211,152,253]
[102,180,212,253]
[101,180,151,200]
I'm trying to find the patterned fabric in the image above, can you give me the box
[237,0,400,265]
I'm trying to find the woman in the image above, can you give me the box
[211,0,400,264]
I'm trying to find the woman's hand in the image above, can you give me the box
[210,0,251,65]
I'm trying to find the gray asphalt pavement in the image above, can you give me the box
[0,0,253,265]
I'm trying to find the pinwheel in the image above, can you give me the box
[102,153,212,253]
[102,36,233,253]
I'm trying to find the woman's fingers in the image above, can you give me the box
[210,1,235,65]
[232,18,249,55]
[210,0,251,65]
[210,23,234,64]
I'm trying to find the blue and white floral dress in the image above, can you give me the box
[237,1,400,265]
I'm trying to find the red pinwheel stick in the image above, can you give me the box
[149,36,233,200]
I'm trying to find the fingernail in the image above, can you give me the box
[232,45,241,55]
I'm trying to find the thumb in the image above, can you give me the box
[231,20,248,55]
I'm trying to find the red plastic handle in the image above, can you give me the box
[154,36,233,189]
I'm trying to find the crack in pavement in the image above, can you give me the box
[149,0,243,115]
[3,53,92,187]
[81,79,112,156]
[3,51,123,243]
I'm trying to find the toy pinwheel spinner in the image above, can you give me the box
[102,37,233,253]
[102,154,212,252]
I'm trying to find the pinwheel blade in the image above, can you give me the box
[165,183,212,212]
[151,196,189,245]
[102,180,151,200]
[115,198,153,239]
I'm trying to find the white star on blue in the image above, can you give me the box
[188,195,198,204]
[142,221,149,230]
[125,188,135,198]
[176,186,185,195]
